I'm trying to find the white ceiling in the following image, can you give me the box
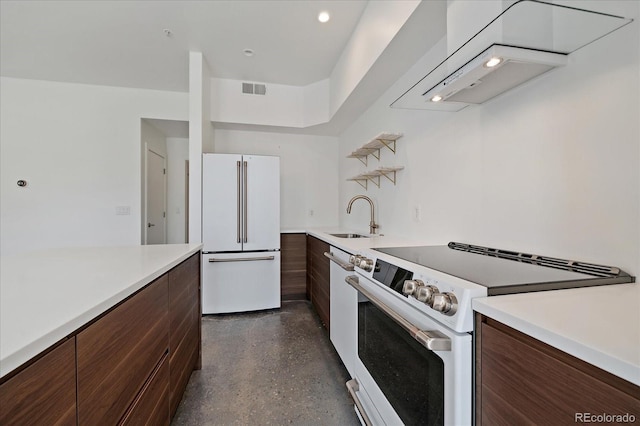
[0,0,368,92]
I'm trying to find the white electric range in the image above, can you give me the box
[344,242,634,426]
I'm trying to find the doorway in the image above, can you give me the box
[145,147,167,244]
[141,118,189,244]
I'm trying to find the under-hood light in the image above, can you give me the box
[420,44,568,108]
[484,57,502,68]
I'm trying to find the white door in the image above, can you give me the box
[243,155,280,251]
[202,153,243,252]
[146,149,166,244]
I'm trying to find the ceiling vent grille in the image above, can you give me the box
[242,82,254,94]
[254,84,266,95]
[241,82,267,95]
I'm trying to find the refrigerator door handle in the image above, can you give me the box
[208,255,275,262]
[237,160,241,244]
[243,160,248,243]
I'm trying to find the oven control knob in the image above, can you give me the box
[349,255,362,266]
[359,258,375,272]
[416,285,439,307]
[432,292,458,316]
[402,279,424,296]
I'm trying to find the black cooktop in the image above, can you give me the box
[373,242,634,295]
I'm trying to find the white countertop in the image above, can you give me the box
[0,243,202,378]
[280,228,307,234]
[305,227,426,254]
[473,283,640,386]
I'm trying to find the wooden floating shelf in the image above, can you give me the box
[347,132,403,166]
[347,166,404,190]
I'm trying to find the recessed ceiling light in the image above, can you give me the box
[431,95,443,102]
[243,48,254,57]
[318,11,330,23]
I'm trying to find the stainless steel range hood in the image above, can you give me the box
[391,0,633,112]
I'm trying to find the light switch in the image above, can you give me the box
[116,206,131,215]
[414,205,421,222]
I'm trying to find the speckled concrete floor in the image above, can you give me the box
[171,301,360,426]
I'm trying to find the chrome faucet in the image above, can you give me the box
[347,195,379,235]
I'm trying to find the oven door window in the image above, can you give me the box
[359,297,445,426]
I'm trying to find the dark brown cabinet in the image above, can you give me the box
[281,233,307,301]
[475,314,640,425]
[0,338,77,426]
[77,274,169,424]
[306,235,330,329]
[168,253,201,417]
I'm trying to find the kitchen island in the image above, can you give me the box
[0,243,202,424]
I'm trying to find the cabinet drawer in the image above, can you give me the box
[169,254,200,351]
[120,354,170,426]
[306,235,331,329]
[281,270,307,300]
[77,275,169,424]
[168,253,200,416]
[169,317,199,416]
[281,233,307,271]
[0,338,76,426]
[281,233,307,300]
[477,316,640,425]
[312,285,330,329]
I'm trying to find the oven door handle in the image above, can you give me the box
[346,379,373,426]
[346,275,451,351]
[323,252,355,271]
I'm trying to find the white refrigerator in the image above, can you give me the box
[201,153,281,314]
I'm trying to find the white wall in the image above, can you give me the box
[0,74,333,255]
[188,52,215,244]
[329,0,420,115]
[166,138,189,244]
[0,77,188,256]
[212,78,303,127]
[210,78,331,129]
[213,129,340,230]
[339,2,639,275]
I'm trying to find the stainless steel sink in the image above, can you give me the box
[329,233,369,238]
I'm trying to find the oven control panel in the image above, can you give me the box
[350,251,486,333]
[349,254,375,272]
